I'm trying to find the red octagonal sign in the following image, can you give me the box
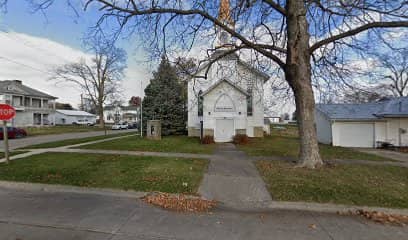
[0,104,16,120]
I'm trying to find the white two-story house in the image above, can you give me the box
[0,80,57,126]
[103,105,139,124]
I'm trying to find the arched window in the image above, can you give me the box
[247,90,253,116]
[198,90,203,116]
[214,94,235,112]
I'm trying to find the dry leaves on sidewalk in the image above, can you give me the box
[143,193,217,212]
[340,210,408,226]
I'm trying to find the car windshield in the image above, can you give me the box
[0,127,15,132]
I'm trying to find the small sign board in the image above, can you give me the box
[0,104,16,163]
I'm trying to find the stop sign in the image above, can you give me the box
[0,104,16,120]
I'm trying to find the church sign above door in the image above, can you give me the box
[214,94,235,112]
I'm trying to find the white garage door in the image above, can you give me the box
[335,123,374,148]
[215,119,234,142]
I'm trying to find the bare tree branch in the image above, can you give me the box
[310,21,408,52]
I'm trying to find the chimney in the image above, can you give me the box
[13,80,22,85]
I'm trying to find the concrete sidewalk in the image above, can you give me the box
[0,186,407,240]
[1,129,137,150]
[199,144,272,209]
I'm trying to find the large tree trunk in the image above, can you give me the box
[285,0,323,168]
[98,103,105,129]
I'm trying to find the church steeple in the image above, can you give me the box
[215,0,234,49]
[218,0,233,26]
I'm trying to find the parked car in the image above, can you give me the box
[72,119,95,126]
[111,122,128,130]
[120,122,128,129]
[111,124,121,130]
[0,127,27,140]
[127,122,138,129]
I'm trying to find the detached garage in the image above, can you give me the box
[52,110,96,125]
[332,122,375,148]
[315,97,408,148]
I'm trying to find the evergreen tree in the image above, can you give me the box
[142,57,185,135]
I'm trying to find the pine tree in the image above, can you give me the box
[142,56,186,135]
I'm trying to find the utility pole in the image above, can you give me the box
[2,120,9,164]
[80,94,84,111]
[140,79,143,137]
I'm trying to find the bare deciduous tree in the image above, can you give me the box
[342,87,388,104]
[373,50,408,97]
[80,0,407,168]
[2,0,407,168]
[52,38,126,128]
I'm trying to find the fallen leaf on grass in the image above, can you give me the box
[258,162,273,171]
[340,210,408,226]
[143,192,217,212]
[142,176,162,182]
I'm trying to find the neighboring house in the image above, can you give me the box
[263,118,271,135]
[103,105,139,124]
[52,110,96,125]
[264,116,281,123]
[0,80,57,126]
[315,97,408,148]
[187,1,269,142]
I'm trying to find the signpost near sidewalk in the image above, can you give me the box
[0,104,16,164]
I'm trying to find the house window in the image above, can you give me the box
[198,90,203,116]
[247,90,253,116]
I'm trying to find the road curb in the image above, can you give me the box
[0,181,147,199]
[264,201,408,215]
[0,181,406,216]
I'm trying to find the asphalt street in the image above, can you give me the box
[0,187,406,240]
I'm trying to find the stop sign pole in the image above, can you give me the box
[0,104,16,164]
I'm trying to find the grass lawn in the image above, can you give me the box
[257,160,408,208]
[0,152,208,194]
[238,125,394,161]
[24,125,105,137]
[22,132,135,149]
[79,135,216,154]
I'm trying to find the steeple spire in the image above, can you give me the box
[218,0,233,26]
[215,0,234,49]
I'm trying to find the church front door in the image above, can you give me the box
[215,119,234,142]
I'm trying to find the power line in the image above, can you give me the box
[0,24,73,63]
[0,56,54,75]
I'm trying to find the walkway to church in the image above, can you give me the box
[198,143,272,209]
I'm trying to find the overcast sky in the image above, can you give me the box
[0,1,151,108]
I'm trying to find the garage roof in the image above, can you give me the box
[316,97,408,120]
[56,110,95,117]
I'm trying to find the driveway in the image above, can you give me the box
[0,186,407,240]
[356,148,408,163]
[0,129,138,150]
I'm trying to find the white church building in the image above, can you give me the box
[187,0,269,142]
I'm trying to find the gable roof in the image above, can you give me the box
[0,80,57,99]
[189,52,269,82]
[104,105,139,111]
[200,79,249,97]
[316,97,408,120]
[375,97,408,117]
[56,110,95,117]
